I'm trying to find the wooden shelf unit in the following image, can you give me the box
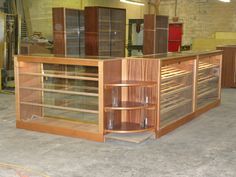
[53,8,84,56]
[85,6,126,57]
[15,51,222,142]
[143,14,169,55]
[104,78,157,133]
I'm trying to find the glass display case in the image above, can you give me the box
[53,8,84,56]
[15,51,222,142]
[15,55,104,142]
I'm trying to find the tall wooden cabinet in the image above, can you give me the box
[53,8,84,56]
[216,45,236,88]
[143,14,168,55]
[85,7,126,57]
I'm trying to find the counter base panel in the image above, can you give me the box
[16,119,104,142]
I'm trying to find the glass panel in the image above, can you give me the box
[79,11,85,55]
[98,8,111,56]
[160,60,194,127]
[65,9,81,55]
[111,9,125,57]
[197,55,221,108]
[18,62,99,124]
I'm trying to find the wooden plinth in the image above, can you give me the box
[16,119,104,142]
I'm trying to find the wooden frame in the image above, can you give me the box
[15,50,222,142]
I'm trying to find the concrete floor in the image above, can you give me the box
[0,89,235,177]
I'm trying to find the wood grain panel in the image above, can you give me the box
[85,33,99,56]
[103,60,122,130]
[144,14,155,30]
[216,46,236,88]
[124,59,159,127]
[143,14,168,55]
[85,7,98,33]
[53,8,65,55]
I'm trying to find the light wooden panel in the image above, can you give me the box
[123,58,159,127]
[103,59,122,131]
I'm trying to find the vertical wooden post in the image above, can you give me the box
[156,59,161,137]
[98,60,104,139]
[218,54,223,100]
[14,57,20,121]
[193,56,198,112]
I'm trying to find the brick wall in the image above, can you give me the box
[26,0,236,46]
[25,0,145,40]
[159,0,236,45]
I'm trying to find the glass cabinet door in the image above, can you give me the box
[160,60,194,127]
[65,9,80,55]
[110,9,125,57]
[197,56,221,108]
[98,8,111,56]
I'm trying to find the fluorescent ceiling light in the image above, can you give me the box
[219,0,230,2]
[120,0,145,6]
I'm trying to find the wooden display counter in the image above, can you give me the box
[14,50,222,142]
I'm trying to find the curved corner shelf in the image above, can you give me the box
[105,122,155,133]
[104,101,156,112]
[104,80,156,88]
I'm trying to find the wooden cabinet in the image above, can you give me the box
[15,51,222,142]
[85,7,126,57]
[143,14,168,55]
[53,8,84,56]
[216,45,236,88]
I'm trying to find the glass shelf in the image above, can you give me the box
[105,101,156,112]
[105,80,156,88]
[19,72,98,81]
[198,62,219,71]
[161,66,192,81]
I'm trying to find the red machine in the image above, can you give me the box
[168,23,183,52]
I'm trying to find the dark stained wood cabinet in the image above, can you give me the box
[216,45,236,88]
[85,7,126,57]
[53,8,84,56]
[143,14,168,55]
